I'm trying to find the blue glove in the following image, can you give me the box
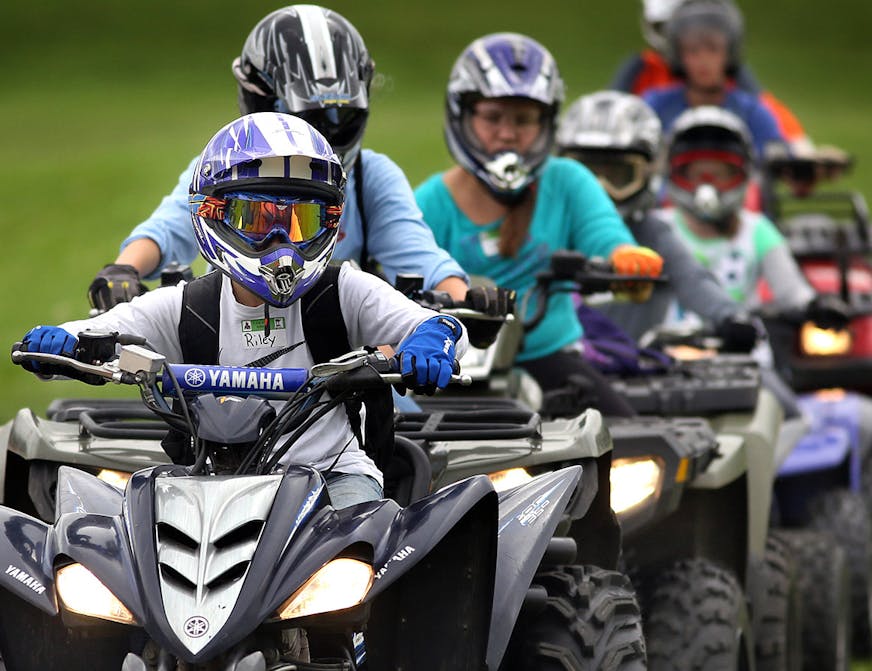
[395,316,462,395]
[19,326,78,374]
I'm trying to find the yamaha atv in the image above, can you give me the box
[1,334,646,671]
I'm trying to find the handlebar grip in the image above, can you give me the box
[117,333,148,346]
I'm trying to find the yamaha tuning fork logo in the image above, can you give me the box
[184,368,207,388]
[184,615,209,638]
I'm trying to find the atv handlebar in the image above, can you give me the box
[12,343,471,395]
[523,252,667,333]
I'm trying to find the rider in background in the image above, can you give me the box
[612,0,811,152]
[415,33,663,415]
[640,0,789,159]
[21,113,468,509]
[556,90,761,352]
[87,6,507,315]
[656,106,849,338]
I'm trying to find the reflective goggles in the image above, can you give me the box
[193,193,342,249]
[563,150,650,201]
[669,150,747,192]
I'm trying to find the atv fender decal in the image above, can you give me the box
[4,564,46,595]
[499,482,562,534]
[374,545,416,580]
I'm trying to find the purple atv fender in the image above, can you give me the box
[777,392,865,489]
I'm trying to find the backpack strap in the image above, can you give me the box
[353,153,370,273]
[178,271,223,365]
[301,264,351,363]
[300,263,395,473]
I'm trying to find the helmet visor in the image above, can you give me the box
[563,150,650,201]
[287,107,368,152]
[192,193,342,251]
[670,149,746,191]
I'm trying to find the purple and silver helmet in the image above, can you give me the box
[231,5,374,167]
[445,33,565,201]
[190,112,346,307]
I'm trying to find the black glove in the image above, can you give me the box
[806,294,851,331]
[715,314,765,353]
[465,286,516,317]
[88,264,148,312]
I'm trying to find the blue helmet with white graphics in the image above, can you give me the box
[190,112,346,307]
[444,33,565,201]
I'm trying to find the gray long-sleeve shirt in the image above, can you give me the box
[599,210,741,339]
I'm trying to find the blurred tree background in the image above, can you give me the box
[1,0,870,421]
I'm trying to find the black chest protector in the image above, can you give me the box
[166,265,394,470]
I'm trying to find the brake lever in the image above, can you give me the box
[310,349,375,377]
[11,349,135,384]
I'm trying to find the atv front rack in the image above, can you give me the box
[609,356,760,416]
[47,398,170,440]
[396,397,541,442]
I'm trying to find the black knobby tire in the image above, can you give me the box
[806,488,872,654]
[776,528,851,671]
[751,533,803,671]
[503,564,646,671]
[642,559,752,671]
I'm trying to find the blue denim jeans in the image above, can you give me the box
[324,472,383,509]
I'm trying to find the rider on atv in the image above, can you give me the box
[612,0,811,153]
[556,90,761,352]
[640,0,789,159]
[88,5,510,319]
[657,106,849,333]
[20,112,469,509]
[413,32,663,416]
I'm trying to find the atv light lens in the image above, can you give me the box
[277,558,374,621]
[800,322,852,356]
[488,468,534,492]
[96,469,132,489]
[610,457,663,515]
[56,563,135,625]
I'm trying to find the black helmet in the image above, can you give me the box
[231,5,375,167]
[665,0,743,79]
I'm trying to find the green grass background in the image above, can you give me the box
[2,0,870,418]
[1,1,871,666]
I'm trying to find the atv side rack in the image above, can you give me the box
[610,357,760,416]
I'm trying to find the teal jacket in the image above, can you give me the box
[415,157,636,361]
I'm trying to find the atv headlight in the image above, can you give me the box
[96,469,132,489]
[56,563,135,624]
[800,322,852,356]
[610,457,663,515]
[488,468,534,492]
[277,558,374,620]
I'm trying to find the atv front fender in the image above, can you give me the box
[0,506,55,614]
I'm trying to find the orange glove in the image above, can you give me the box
[610,245,663,277]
